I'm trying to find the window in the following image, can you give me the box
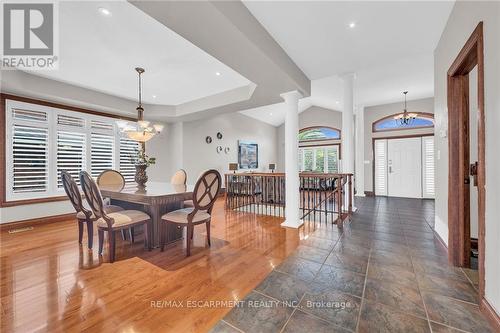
[5,99,141,202]
[299,127,341,142]
[373,113,434,132]
[299,145,339,173]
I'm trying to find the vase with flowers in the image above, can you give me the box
[130,149,156,189]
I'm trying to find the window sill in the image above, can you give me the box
[0,196,68,208]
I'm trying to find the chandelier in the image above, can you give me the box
[116,67,164,143]
[394,91,418,126]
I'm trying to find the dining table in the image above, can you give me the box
[99,181,194,248]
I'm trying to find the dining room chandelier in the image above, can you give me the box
[116,67,164,143]
[394,91,418,126]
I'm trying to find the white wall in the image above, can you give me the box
[434,0,500,314]
[363,98,435,193]
[277,106,343,172]
[182,112,278,185]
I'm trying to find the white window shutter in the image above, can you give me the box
[375,139,388,196]
[422,136,435,198]
[12,124,49,194]
[91,133,114,178]
[57,131,86,187]
[119,138,140,182]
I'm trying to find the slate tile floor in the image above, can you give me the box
[211,197,492,333]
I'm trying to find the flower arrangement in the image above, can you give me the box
[130,149,156,167]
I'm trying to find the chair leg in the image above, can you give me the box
[129,227,135,243]
[121,229,127,240]
[190,226,194,239]
[98,230,104,255]
[87,221,94,249]
[206,221,211,246]
[186,226,192,257]
[109,231,116,263]
[78,221,84,245]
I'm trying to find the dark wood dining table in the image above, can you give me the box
[100,182,194,248]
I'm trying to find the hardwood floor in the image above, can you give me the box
[0,199,315,333]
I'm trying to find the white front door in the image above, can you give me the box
[387,137,422,198]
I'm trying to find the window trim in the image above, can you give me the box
[298,143,341,173]
[299,126,341,143]
[0,93,136,207]
[372,112,434,133]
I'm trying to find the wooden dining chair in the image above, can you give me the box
[60,170,123,249]
[160,169,221,256]
[171,169,194,208]
[80,171,152,262]
[97,169,125,191]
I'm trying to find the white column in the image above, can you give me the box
[355,106,365,196]
[341,73,355,174]
[341,73,355,211]
[281,90,303,228]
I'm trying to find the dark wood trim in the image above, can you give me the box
[371,134,435,195]
[364,191,374,197]
[372,112,434,133]
[446,22,486,302]
[0,212,75,231]
[299,126,341,143]
[481,298,500,333]
[0,93,137,207]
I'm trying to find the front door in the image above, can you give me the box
[387,137,422,198]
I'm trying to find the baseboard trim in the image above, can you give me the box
[364,191,375,197]
[433,228,448,250]
[0,213,75,231]
[481,298,500,332]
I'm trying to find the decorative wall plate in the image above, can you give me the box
[206,136,212,144]
[216,146,223,153]
[224,147,230,154]
[217,132,223,139]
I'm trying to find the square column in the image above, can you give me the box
[355,106,365,196]
[281,90,303,228]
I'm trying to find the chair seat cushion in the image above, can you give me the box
[183,200,194,208]
[97,210,150,228]
[161,208,210,224]
[76,205,123,220]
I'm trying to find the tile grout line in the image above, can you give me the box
[220,319,245,333]
[278,293,305,333]
[355,243,372,332]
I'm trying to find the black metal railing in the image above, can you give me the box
[225,172,353,225]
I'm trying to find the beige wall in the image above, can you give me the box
[363,97,435,193]
[434,1,500,313]
[277,106,342,172]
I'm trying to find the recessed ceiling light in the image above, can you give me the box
[336,101,340,104]
[349,22,356,28]
[270,113,273,116]
[152,95,156,99]
[98,7,112,16]
[215,72,221,76]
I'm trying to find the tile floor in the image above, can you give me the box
[211,197,493,333]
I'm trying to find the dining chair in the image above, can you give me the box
[97,169,125,191]
[60,170,123,249]
[80,171,152,262]
[171,169,194,208]
[160,169,221,256]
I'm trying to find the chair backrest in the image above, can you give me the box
[97,170,125,190]
[192,169,222,212]
[61,170,88,216]
[171,169,187,185]
[80,171,107,220]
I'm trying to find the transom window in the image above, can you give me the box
[5,99,140,202]
[373,112,434,132]
[298,126,341,142]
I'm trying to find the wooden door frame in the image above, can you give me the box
[447,22,485,300]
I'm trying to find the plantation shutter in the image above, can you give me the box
[326,146,339,173]
[12,124,49,194]
[422,136,435,198]
[91,133,114,178]
[119,138,140,182]
[375,139,388,196]
[57,131,86,187]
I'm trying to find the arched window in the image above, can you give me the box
[298,126,341,142]
[372,112,434,132]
